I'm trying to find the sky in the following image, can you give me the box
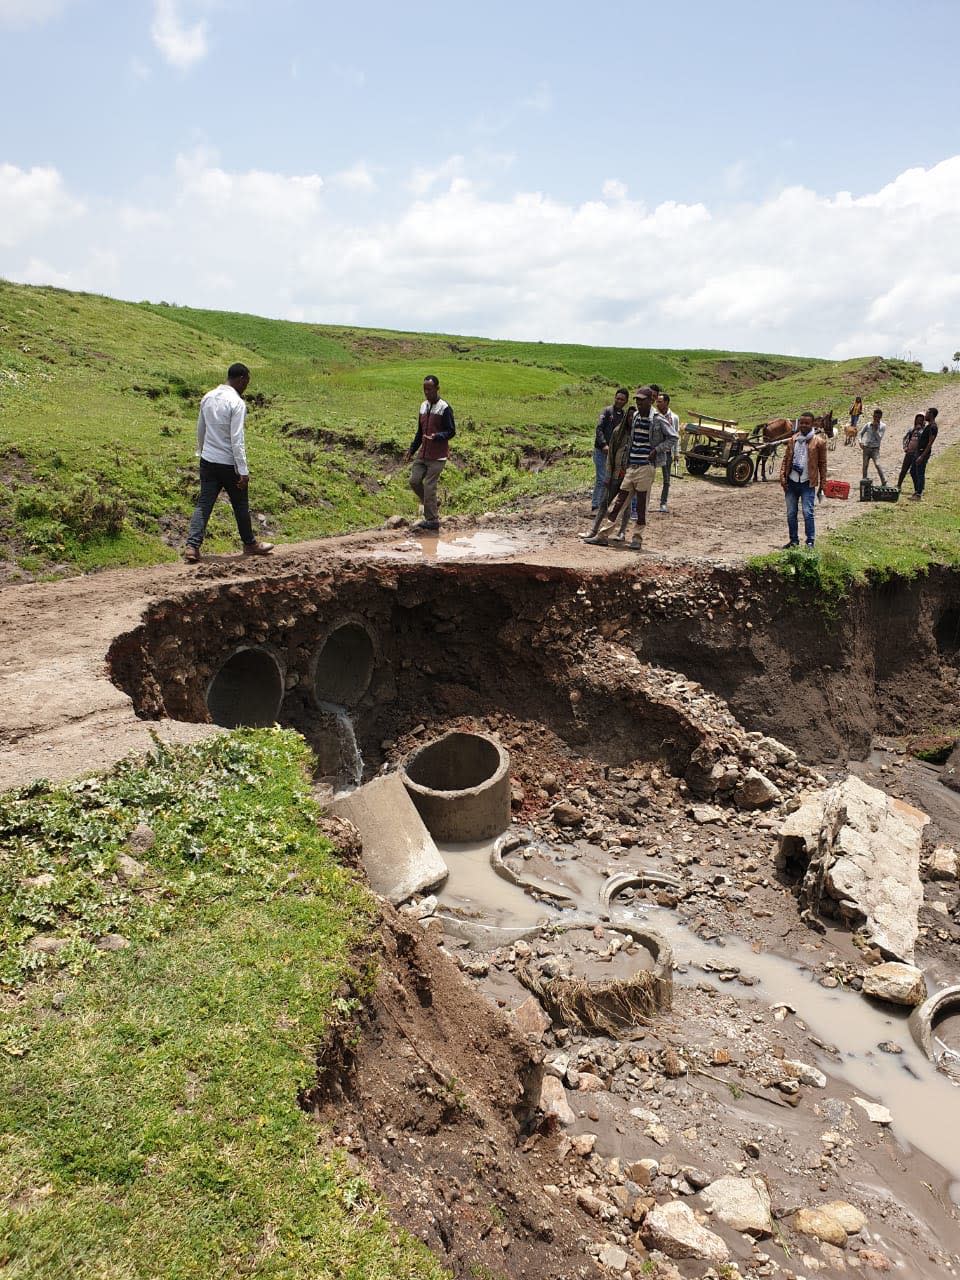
[1,0,959,368]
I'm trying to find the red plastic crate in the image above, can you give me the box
[823,479,850,500]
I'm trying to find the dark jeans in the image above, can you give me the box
[910,454,929,495]
[187,460,255,548]
[897,452,916,489]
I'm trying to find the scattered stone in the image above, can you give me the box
[382,514,407,529]
[512,995,551,1039]
[661,1048,687,1078]
[861,962,926,1007]
[690,804,724,825]
[641,1199,730,1264]
[576,1188,613,1219]
[577,1072,606,1092]
[539,1074,575,1126]
[598,1243,629,1271]
[551,801,583,827]
[94,934,129,952]
[127,822,156,853]
[877,1040,902,1055]
[781,1058,827,1088]
[857,1246,892,1270]
[568,1133,596,1158]
[735,768,782,810]
[26,934,68,955]
[794,1200,867,1245]
[928,845,958,880]
[644,1123,671,1146]
[700,1174,773,1237]
[116,853,147,881]
[852,1096,892,1126]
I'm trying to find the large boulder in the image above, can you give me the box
[641,1200,729,1264]
[861,962,926,1007]
[700,1175,773,1237]
[793,1200,867,1245]
[778,775,926,962]
[734,768,782,810]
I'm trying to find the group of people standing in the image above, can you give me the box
[581,384,680,549]
[847,398,939,499]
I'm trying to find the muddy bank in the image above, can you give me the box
[106,559,960,769]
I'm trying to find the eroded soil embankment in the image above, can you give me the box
[107,559,960,769]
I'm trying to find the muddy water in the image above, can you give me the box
[376,531,530,562]
[435,837,560,928]
[617,901,960,1193]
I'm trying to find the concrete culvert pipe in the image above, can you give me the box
[401,731,510,841]
[206,646,284,728]
[312,622,375,707]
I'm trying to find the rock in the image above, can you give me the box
[690,804,724,825]
[382,514,407,529]
[928,845,958,880]
[513,996,551,1039]
[116,853,147,881]
[644,1123,671,1146]
[853,1096,892,1125]
[127,822,156,853]
[757,735,797,765]
[94,934,130,952]
[641,1200,730,1264]
[700,1174,773,1237]
[661,1048,687,1077]
[861,962,926,1007]
[577,1072,606,1092]
[543,1052,569,1079]
[735,768,782,810]
[539,1075,575,1126]
[681,1166,712,1191]
[551,801,583,828]
[794,1200,866,1245]
[877,1040,902,1054]
[571,1133,597,1157]
[598,1243,628,1271]
[781,1058,827,1088]
[26,934,68,955]
[779,775,927,962]
[576,1189,613,1219]
[858,1246,892,1270]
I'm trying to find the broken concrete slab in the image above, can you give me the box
[778,774,927,962]
[329,772,448,905]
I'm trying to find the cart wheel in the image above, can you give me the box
[726,454,754,486]
[685,458,710,476]
[758,443,782,481]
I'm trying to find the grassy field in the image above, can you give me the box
[0,730,446,1279]
[0,279,937,574]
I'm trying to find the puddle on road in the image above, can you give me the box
[375,530,529,562]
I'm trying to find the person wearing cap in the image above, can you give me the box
[582,386,668,549]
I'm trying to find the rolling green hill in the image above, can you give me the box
[0,280,935,574]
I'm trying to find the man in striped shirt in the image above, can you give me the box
[585,386,667,549]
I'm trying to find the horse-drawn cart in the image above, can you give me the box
[681,412,786,486]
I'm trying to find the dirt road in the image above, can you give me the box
[0,381,955,788]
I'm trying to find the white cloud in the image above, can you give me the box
[3,154,960,370]
[151,0,208,70]
[0,164,84,248]
[331,163,377,193]
[0,0,70,27]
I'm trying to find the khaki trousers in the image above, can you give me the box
[410,458,445,522]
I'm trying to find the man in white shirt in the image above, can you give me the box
[184,362,273,563]
[857,408,887,486]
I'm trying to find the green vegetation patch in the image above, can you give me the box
[0,730,446,1279]
[0,280,939,575]
[752,442,960,595]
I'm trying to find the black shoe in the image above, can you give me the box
[412,520,440,531]
[781,541,799,549]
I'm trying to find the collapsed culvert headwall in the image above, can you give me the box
[206,645,284,728]
[107,559,960,771]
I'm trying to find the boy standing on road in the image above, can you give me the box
[858,408,887,485]
[779,411,827,548]
[405,374,456,531]
[184,362,274,563]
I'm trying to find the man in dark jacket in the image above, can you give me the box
[404,374,456,531]
[592,388,629,511]
[779,412,827,548]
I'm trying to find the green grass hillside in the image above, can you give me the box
[0,279,936,574]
